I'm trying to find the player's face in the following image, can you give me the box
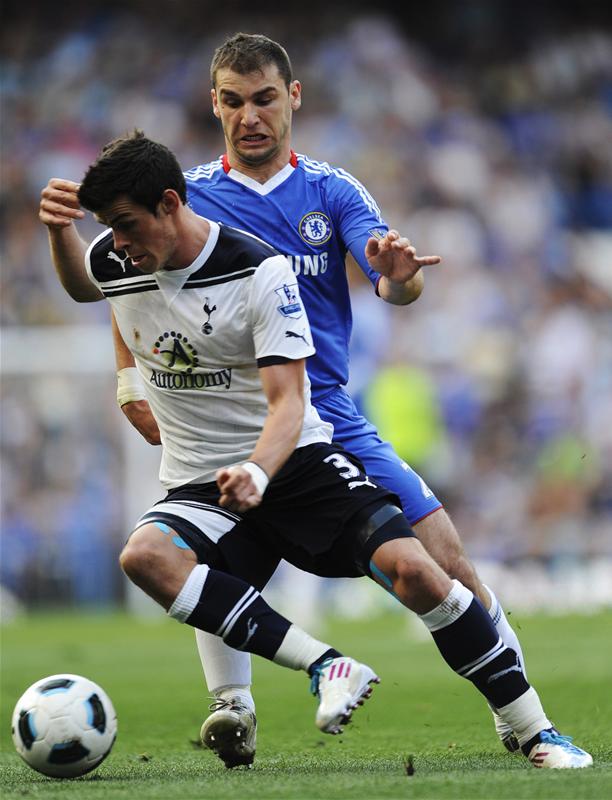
[96,196,177,274]
[212,64,301,173]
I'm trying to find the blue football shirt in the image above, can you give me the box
[185,152,389,400]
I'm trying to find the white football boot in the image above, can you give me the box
[200,697,256,768]
[311,657,379,734]
[527,730,593,769]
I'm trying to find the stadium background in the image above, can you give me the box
[1,0,611,621]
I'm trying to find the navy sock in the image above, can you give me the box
[185,567,291,661]
[307,648,343,677]
[521,727,556,757]
[429,596,531,709]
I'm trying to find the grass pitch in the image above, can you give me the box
[1,607,611,799]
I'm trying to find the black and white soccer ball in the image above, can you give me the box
[11,674,117,778]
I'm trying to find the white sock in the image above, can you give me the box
[484,585,527,677]
[167,564,209,622]
[497,687,552,746]
[272,624,332,671]
[419,579,473,631]
[195,628,252,693]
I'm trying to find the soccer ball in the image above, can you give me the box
[11,674,117,778]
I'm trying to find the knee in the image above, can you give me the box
[391,549,452,611]
[119,524,198,610]
[119,527,166,582]
[393,553,438,593]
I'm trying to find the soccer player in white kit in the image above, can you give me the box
[46,130,592,771]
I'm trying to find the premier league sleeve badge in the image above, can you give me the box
[275,283,304,318]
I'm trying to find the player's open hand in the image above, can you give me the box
[365,229,441,284]
[39,179,85,229]
[216,466,263,512]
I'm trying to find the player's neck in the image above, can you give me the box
[165,213,210,270]
[225,148,295,184]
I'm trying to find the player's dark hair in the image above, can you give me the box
[210,33,293,88]
[78,130,187,215]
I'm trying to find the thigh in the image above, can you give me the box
[129,520,198,564]
[316,388,443,524]
[135,493,236,565]
[124,522,199,605]
[369,535,453,613]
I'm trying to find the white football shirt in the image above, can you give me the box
[85,219,333,487]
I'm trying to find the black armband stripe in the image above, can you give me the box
[257,355,293,367]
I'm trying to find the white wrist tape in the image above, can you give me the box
[242,461,269,496]
[116,367,147,407]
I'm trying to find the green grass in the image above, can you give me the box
[1,608,611,799]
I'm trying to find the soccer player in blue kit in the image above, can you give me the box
[39,34,572,770]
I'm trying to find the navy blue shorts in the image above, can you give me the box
[136,442,412,585]
[314,387,443,525]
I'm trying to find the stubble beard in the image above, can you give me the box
[235,140,280,167]
[231,118,290,168]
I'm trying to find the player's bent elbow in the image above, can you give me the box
[75,288,105,303]
[61,283,104,303]
[121,404,162,445]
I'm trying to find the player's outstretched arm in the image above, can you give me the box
[216,359,306,513]
[112,311,161,446]
[39,178,103,302]
[365,229,441,305]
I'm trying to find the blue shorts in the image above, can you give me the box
[314,387,443,526]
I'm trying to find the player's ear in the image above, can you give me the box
[160,190,181,215]
[211,89,221,119]
[289,80,301,112]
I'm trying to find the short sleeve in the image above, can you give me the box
[249,255,316,362]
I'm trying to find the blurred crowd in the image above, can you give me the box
[1,1,611,608]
